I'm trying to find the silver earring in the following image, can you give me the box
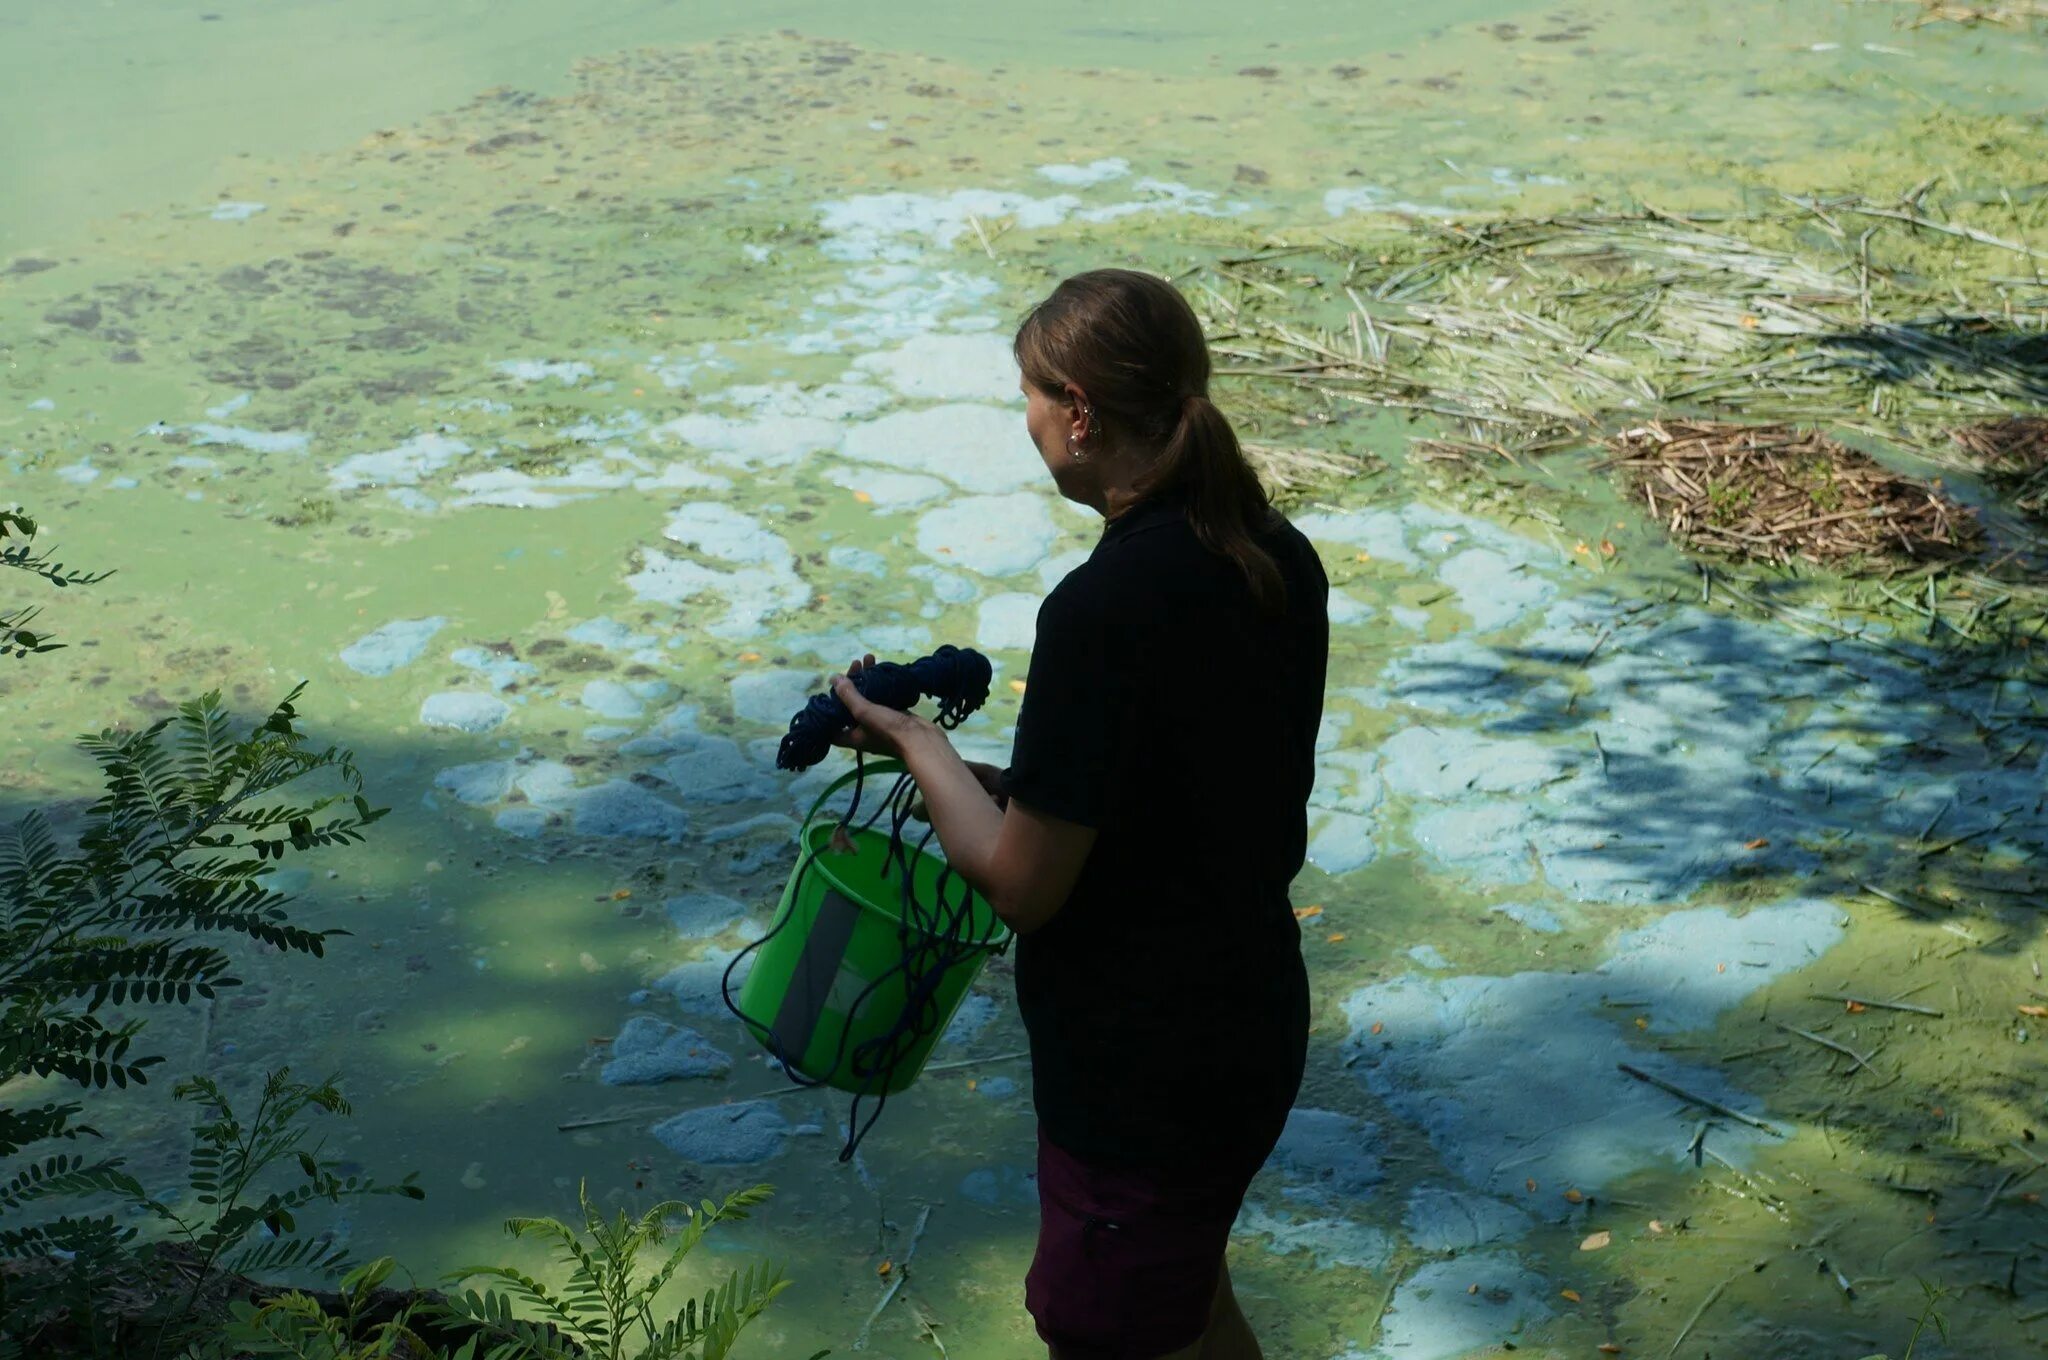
[1068,407,1092,461]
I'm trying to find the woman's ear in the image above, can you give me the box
[1063,383,1092,433]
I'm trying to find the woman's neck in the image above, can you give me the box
[1089,446,1154,522]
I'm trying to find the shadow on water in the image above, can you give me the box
[1816,315,2048,409]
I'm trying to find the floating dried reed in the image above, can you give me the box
[1606,420,1982,566]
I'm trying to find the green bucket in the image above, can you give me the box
[734,760,1009,1095]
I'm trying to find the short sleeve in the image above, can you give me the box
[1000,583,1118,828]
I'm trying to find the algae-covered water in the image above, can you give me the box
[6,3,2048,1357]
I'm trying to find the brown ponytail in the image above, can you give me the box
[1014,269,1286,613]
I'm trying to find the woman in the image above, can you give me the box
[830,268,1328,1360]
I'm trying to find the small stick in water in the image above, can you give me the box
[1616,1062,1785,1136]
[1806,992,1943,1017]
[1776,1022,1882,1076]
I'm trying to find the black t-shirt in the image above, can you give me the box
[1000,492,1329,1170]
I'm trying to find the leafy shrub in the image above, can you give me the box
[228,1183,820,1360]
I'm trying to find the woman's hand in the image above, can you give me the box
[964,760,1010,808]
[830,654,942,760]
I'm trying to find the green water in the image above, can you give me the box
[5,3,2048,1357]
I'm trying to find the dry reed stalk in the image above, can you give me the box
[1240,441,1380,498]
[1606,420,1983,566]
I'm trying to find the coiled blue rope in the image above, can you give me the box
[774,644,992,771]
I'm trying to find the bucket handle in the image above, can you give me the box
[796,756,909,839]
[788,756,1010,958]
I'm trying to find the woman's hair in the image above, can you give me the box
[1014,268,1285,612]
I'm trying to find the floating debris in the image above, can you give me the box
[1604,420,1982,566]
[1950,416,2048,520]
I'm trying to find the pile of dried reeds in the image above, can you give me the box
[1951,416,2048,517]
[1605,420,1983,565]
[1886,0,2048,26]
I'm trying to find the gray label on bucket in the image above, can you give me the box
[768,887,863,1063]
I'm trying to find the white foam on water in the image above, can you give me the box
[1264,1108,1385,1204]
[1439,548,1558,633]
[650,740,777,804]
[567,617,657,652]
[1379,726,1573,800]
[1036,549,1091,590]
[840,404,1043,492]
[1489,903,1565,934]
[494,807,549,838]
[914,493,1059,576]
[1363,1252,1550,1360]
[775,626,934,663]
[1343,899,1844,1197]
[908,564,979,604]
[419,692,510,733]
[793,265,1003,352]
[204,393,250,418]
[209,201,266,222]
[632,462,733,493]
[569,780,688,839]
[827,466,948,510]
[646,342,727,389]
[600,1017,732,1084]
[444,468,599,509]
[627,550,809,639]
[826,545,888,578]
[433,760,519,805]
[54,461,98,484]
[1402,1185,1534,1253]
[850,332,1020,402]
[560,411,649,442]
[663,888,745,942]
[1328,589,1375,626]
[816,189,1081,263]
[1036,157,1131,187]
[1307,811,1378,875]
[718,379,892,421]
[650,411,839,469]
[1407,943,1452,970]
[1071,178,1244,223]
[580,680,647,720]
[387,488,438,513]
[329,433,471,490]
[338,617,446,677]
[1234,1202,1393,1272]
[1322,186,1459,220]
[730,668,822,726]
[493,359,595,385]
[661,503,794,567]
[1293,506,1420,566]
[188,424,312,455]
[975,593,1042,651]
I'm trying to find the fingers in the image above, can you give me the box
[831,672,873,721]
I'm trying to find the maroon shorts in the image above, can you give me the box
[1024,1130,1263,1359]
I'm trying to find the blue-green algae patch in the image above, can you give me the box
[5,15,2048,1359]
